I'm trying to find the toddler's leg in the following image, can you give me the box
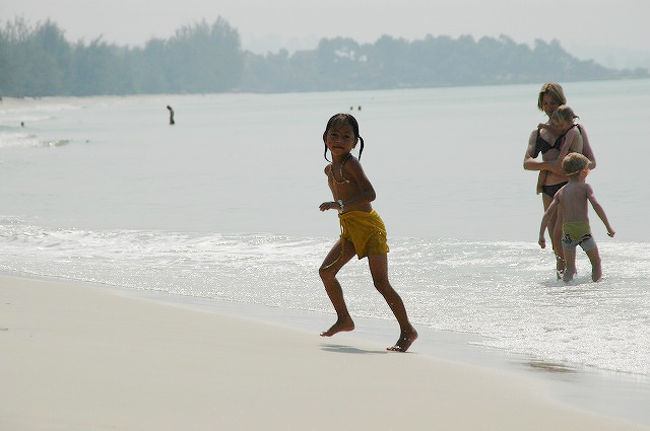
[562,246,577,282]
[585,247,602,282]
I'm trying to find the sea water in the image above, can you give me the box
[1,82,649,390]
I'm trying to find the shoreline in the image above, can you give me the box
[2,273,649,430]
[117,276,650,427]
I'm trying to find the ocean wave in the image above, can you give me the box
[0,131,74,149]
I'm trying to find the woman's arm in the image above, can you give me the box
[524,130,545,171]
[523,129,559,173]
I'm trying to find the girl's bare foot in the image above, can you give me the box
[387,327,418,352]
[320,319,355,337]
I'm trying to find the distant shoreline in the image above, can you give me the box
[2,18,647,98]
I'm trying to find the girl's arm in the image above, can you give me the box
[586,185,615,237]
[319,165,339,211]
[342,158,376,207]
[579,125,597,170]
[318,158,376,212]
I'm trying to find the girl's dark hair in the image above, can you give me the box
[322,113,365,161]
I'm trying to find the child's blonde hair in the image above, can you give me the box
[563,152,589,176]
[551,105,579,125]
[537,83,566,111]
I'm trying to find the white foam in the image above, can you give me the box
[1,217,648,376]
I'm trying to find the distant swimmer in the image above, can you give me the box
[166,105,175,125]
[20,121,25,127]
[358,105,362,111]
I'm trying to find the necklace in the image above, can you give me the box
[331,153,351,185]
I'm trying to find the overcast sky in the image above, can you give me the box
[3,0,650,69]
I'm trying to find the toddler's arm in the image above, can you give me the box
[586,185,615,237]
[558,127,583,159]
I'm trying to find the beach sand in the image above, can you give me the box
[1,274,647,431]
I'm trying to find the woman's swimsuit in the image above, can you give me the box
[541,182,567,198]
[535,124,578,198]
[532,124,577,158]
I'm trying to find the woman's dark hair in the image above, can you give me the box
[322,113,364,161]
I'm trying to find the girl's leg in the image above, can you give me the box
[319,239,356,336]
[585,247,602,282]
[367,254,418,352]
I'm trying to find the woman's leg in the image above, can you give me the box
[319,239,357,336]
[543,194,565,276]
[367,254,418,352]
[552,220,566,274]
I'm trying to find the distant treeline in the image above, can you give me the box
[1,17,647,97]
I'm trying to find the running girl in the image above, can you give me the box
[318,113,418,352]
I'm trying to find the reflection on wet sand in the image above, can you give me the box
[528,360,577,374]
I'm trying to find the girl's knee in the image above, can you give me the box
[319,266,335,282]
[372,277,391,293]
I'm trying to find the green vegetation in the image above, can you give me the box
[0,18,243,97]
[1,17,646,97]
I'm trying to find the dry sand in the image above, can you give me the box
[1,275,647,430]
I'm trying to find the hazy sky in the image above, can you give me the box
[3,0,650,69]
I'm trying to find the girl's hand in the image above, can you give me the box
[319,201,338,211]
[538,237,546,248]
[607,229,615,238]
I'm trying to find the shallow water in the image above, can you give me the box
[1,81,649,381]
